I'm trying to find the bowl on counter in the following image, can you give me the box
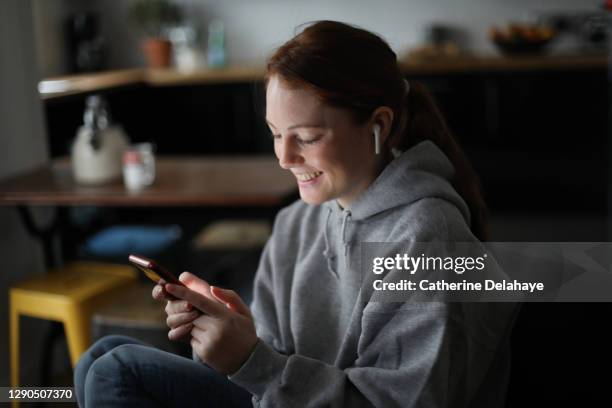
[490,23,556,55]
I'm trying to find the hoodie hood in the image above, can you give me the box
[326,140,471,225]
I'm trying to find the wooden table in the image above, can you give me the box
[0,156,296,207]
[0,155,297,268]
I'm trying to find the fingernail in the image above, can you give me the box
[186,303,193,311]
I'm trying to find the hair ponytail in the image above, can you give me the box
[398,82,489,240]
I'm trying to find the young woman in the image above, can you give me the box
[75,20,516,407]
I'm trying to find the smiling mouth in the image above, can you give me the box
[296,171,323,182]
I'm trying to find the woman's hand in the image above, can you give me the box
[152,272,212,342]
[165,282,258,375]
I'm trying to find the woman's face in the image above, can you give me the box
[266,75,380,208]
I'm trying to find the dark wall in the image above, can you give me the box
[44,81,272,158]
[416,68,608,214]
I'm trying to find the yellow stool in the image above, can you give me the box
[9,262,137,391]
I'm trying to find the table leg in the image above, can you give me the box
[16,205,61,269]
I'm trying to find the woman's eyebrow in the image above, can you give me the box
[265,119,324,130]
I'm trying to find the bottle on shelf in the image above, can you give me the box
[207,20,226,68]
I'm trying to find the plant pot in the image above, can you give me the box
[142,38,172,68]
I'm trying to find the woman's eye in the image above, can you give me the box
[297,136,321,145]
[269,131,321,145]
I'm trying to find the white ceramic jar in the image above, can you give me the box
[71,95,129,185]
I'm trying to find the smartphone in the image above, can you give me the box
[128,254,183,286]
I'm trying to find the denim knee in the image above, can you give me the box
[75,335,138,385]
[83,344,144,404]
[75,336,144,407]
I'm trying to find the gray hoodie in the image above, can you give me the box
[229,141,517,407]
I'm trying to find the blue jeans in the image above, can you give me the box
[74,335,253,408]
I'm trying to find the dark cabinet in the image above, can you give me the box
[44,64,608,213]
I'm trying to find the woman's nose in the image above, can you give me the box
[276,139,304,169]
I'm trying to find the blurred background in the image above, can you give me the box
[1,0,611,406]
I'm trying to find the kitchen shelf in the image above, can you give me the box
[399,53,608,74]
[145,65,265,86]
[38,53,607,99]
[38,69,144,99]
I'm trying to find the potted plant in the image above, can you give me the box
[128,0,182,68]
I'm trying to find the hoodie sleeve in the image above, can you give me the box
[230,296,512,408]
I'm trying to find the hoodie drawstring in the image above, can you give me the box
[323,207,332,257]
[323,207,339,277]
[341,209,351,257]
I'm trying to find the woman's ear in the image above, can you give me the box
[370,107,394,146]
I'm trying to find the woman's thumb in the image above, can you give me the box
[210,286,251,317]
[178,271,212,298]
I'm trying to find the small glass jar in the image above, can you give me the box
[123,143,156,191]
[123,150,146,191]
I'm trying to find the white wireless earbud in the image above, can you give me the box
[373,124,381,155]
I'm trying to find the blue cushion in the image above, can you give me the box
[81,225,182,258]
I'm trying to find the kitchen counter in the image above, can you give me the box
[38,53,607,99]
